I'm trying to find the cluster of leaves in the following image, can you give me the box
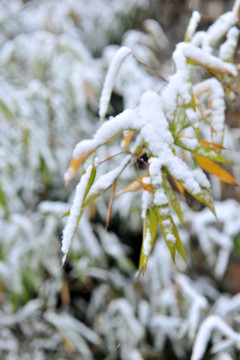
[63,9,239,273]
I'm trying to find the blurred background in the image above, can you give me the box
[0,0,240,359]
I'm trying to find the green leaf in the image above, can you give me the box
[62,209,70,218]
[76,165,97,227]
[62,165,97,265]
[175,137,232,164]
[83,166,96,202]
[169,172,216,217]
[192,187,216,217]
[163,175,184,226]
[157,204,186,262]
[138,207,158,274]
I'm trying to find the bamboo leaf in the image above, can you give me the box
[172,177,186,198]
[138,207,158,274]
[62,165,97,265]
[171,175,216,216]
[198,139,224,151]
[122,130,135,150]
[175,137,231,164]
[106,181,117,229]
[190,186,216,216]
[82,166,97,202]
[163,176,184,226]
[157,205,186,262]
[195,154,237,185]
[65,155,87,186]
[62,209,70,218]
[115,174,151,198]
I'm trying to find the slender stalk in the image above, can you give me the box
[133,54,168,82]
[233,0,240,18]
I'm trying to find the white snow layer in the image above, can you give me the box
[219,27,239,61]
[99,46,132,121]
[191,315,240,360]
[143,227,152,256]
[73,109,139,159]
[61,165,93,263]
[186,11,201,41]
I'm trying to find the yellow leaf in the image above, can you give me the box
[171,177,186,198]
[122,130,135,150]
[195,154,238,185]
[115,174,152,198]
[198,139,224,150]
[65,154,87,186]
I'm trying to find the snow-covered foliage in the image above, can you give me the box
[1,1,240,359]
[63,6,239,273]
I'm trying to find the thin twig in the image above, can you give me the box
[133,54,168,82]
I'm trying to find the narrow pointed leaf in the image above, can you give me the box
[175,137,231,164]
[122,130,135,150]
[115,174,151,198]
[195,154,237,185]
[193,187,216,217]
[61,165,96,265]
[198,139,224,151]
[82,166,97,202]
[157,205,186,262]
[157,207,176,262]
[138,207,158,274]
[175,234,187,262]
[172,177,186,198]
[62,209,70,218]
[106,181,117,229]
[65,154,87,186]
[172,174,216,216]
[163,176,184,226]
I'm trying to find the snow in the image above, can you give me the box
[185,11,201,41]
[191,315,240,360]
[194,78,225,144]
[180,42,237,76]
[38,201,69,215]
[176,274,208,340]
[141,190,153,218]
[203,11,238,52]
[143,19,168,49]
[99,46,132,121]
[61,164,93,263]
[73,109,139,159]
[87,155,132,199]
[219,27,239,61]
[143,227,152,256]
[192,169,210,189]
[180,137,198,150]
[154,188,169,206]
